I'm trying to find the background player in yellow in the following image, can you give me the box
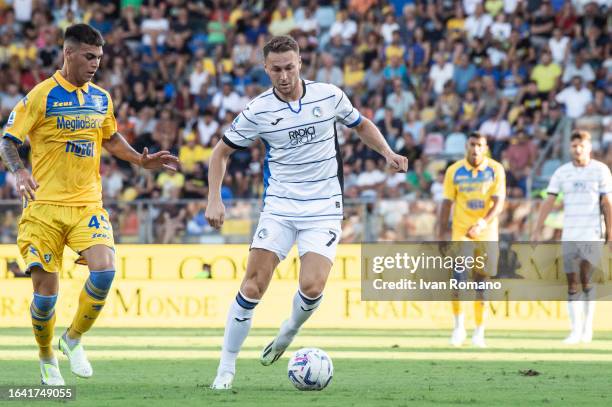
[0,24,178,386]
[437,132,506,347]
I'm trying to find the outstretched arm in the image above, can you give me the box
[102,132,178,171]
[0,137,38,200]
[205,140,236,229]
[353,117,408,172]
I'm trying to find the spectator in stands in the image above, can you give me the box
[453,53,477,96]
[503,130,537,197]
[555,76,593,119]
[385,78,416,120]
[316,52,343,86]
[562,51,595,84]
[531,51,562,95]
[428,52,454,96]
[377,107,403,147]
[0,0,608,243]
[479,109,512,159]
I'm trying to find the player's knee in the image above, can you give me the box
[87,257,115,272]
[31,293,58,319]
[241,279,264,300]
[84,247,115,271]
[31,267,58,296]
[299,282,324,299]
[88,270,116,298]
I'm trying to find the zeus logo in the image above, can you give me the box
[66,140,94,157]
[288,126,315,146]
[57,116,103,132]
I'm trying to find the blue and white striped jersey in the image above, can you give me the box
[223,80,361,221]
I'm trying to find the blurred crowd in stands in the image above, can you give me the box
[0,0,610,243]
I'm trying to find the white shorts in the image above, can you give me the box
[562,242,603,273]
[250,214,342,263]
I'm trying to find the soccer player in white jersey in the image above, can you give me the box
[206,35,408,390]
[533,131,612,344]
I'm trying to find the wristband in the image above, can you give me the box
[476,218,487,229]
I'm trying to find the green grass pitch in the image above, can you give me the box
[1,328,611,406]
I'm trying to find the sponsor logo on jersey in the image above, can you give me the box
[288,126,315,146]
[53,101,73,107]
[92,95,105,111]
[65,139,95,157]
[57,115,103,132]
[271,117,283,125]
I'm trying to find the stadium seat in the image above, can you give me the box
[423,133,445,156]
[533,159,562,190]
[444,132,467,157]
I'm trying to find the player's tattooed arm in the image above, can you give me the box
[0,137,38,200]
[103,132,179,171]
[0,137,25,172]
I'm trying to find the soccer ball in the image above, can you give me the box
[287,348,333,391]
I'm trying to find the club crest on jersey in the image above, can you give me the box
[230,115,240,132]
[7,111,16,127]
[257,228,268,239]
[92,95,104,111]
[44,253,52,263]
[312,106,322,117]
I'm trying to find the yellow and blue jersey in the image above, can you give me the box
[443,158,505,241]
[2,71,116,205]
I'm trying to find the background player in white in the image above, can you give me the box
[205,35,408,390]
[533,131,612,344]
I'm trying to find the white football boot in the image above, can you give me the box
[450,327,467,347]
[472,325,487,348]
[563,331,582,345]
[59,334,93,378]
[210,371,234,390]
[40,357,65,386]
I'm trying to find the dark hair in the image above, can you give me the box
[571,130,591,142]
[263,35,299,58]
[468,131,487,140]
[64,24,105,47]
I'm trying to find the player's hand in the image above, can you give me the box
[205,199,226,229]
[466,219,486,239]
[384,151,408,173]
[15,168,38,201]
[531,229,541,242]
[140,147,179,171]
[438,241,450,256]
[466,225,480,239]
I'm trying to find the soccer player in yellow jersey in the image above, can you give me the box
[0,24,178,385]
[437,132,506,347]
